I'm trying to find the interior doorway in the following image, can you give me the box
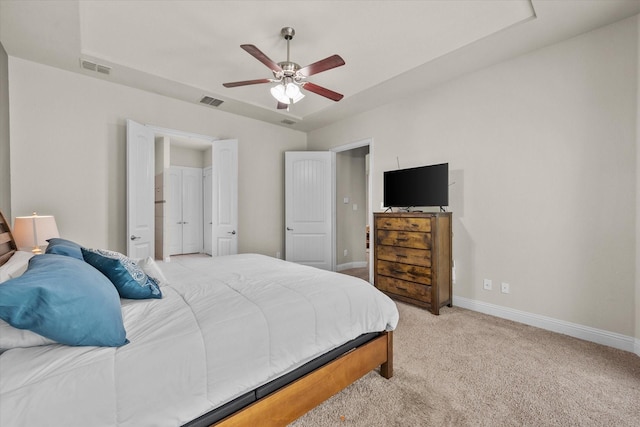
[332,138,372,282]
[126,120,238,261]
[154,133,211,260]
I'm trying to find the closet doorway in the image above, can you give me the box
[126,120,238,260]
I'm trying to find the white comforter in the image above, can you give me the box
[0,254,398,427]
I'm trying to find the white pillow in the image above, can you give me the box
[135,256,170,287]
[0,251,34,283]
[0,319,56,353]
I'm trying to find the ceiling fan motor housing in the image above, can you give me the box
[277,61,301,79]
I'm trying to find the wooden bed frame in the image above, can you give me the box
[0,210,17,267]
[214,331,393,426]
[0,210,394,426]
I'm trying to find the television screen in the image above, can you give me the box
[383,163,448,208]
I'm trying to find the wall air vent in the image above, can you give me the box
[281,119,296,125]
[200,96,224,107]
[80,59,111,75]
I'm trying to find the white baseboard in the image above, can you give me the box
[336,261,368,271]
[453,296,639,356]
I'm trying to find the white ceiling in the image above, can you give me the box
[1,1,639,132]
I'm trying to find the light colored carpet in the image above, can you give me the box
[291,302,640,426]
[339,267,369,282]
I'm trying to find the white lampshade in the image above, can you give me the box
[270,84,290,104]
[13,213,60,254]
[285,82,302,99]
[270,82,305,104]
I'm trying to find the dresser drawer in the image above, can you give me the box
[377,245,431,267]
[376,230,430,249]
[376,276,432,303]
[375,216,431,232]
[376,260,431,285]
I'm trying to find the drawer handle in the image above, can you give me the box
[392,269,404,275]
[396,238,408,242]
[396,286,408,291]
[396,254,407,258]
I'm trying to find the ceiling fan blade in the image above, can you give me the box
[301,82,344,102]
[298,55,345,77]
[223,78,272,88]
[241,44,283,72]
[277,102,288,110]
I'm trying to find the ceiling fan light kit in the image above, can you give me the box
[271,80,305,105]
[223,27,345,109]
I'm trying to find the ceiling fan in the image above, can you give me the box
[222,27,345,110]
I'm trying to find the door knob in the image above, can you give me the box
[227,230,236,235]
[286,227,293,231]
[130,235,141,241]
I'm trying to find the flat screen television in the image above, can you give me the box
[383,163,448,208]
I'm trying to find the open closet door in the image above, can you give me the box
[211,139,238,256]
[285,151,334,270]
[126,119,155,258]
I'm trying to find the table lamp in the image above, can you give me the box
[13,212,60,254]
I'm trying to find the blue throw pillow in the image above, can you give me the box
[45,237,84,260]
[81,248,162,300]
[0,254,128,347]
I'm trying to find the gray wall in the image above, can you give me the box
[0,42,10,219]
[309,17,639,340]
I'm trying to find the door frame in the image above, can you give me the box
[330,138,373,282]
[149,126,214,261]
[128,123,237,261]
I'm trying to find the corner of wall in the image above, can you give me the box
[635,13,640,353]
[0,41,11,220]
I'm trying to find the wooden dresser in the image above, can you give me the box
[373,212,452,315]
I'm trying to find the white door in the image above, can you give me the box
[212,139,238,256]
[285,151,334,270]
[203,167,213,255]
[181,167,203,254]
[168,166,203,255]
[126,119,155,258]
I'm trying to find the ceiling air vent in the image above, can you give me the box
[96,64,112,75]
[281,119,296,125]
[200,96,224,107]
[80,59,111,75]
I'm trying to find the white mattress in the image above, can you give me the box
[0,254,398,427]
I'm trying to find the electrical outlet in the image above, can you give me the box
[483,279,492,291]
[501,282,510,294]
[276,251,281,259]
[343,249,348,256]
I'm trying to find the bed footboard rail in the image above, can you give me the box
[213,330,393,427]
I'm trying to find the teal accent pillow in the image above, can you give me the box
[0,254,128,347]
[81,248,162,300]
[45,238,84,260]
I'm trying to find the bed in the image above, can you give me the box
[0,210,399,427]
